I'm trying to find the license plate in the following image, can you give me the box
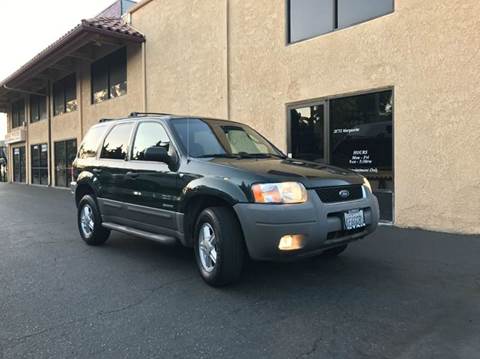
[344,209,366,230]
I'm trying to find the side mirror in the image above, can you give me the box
[144,146,170,164]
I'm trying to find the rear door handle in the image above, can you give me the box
[92,168,102,174]
[125,171,139,179]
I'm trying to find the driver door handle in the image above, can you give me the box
[125,171,139,179]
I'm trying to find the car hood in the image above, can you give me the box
[206,157,364,188]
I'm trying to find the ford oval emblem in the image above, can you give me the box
[339,189,350,199]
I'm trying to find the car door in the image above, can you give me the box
[122,121,181,234]
[95,122,135,223]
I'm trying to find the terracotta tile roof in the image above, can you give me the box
[0,17,144,89]
[82,17,144,40]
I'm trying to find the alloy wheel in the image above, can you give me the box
[198,223,218,272]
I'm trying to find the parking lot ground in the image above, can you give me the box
[0,183,479,359]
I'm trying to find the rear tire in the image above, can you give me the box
[194,207,245,286]
[77,195,110,246]
[322,244,348,256]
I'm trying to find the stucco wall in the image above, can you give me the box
[131,0,228,119]
[226,0,480,234]
[130,0,479,234]
[80,43,144,133]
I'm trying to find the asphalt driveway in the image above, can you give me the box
[0,183,479,359]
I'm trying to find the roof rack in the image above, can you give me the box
[129,112,173,117]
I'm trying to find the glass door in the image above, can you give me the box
[13,146,26,183]
[54,139,77,187]
[289,103,327,163]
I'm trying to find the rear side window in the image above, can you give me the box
[100,123,134,160]
[78,125,107,159]
[132,122,170,161]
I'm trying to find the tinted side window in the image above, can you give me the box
[132,122,170,161]
[100,123,134,160]
[78,125,107,159]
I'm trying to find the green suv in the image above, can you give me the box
[72,113,379,286]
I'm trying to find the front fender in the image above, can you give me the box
[178,177,250,212]
[75,170,101,198]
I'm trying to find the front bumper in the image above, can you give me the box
[233,187,379,261]
[70,181,77,195]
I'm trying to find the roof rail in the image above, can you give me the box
[99,118,116,123]
[129,112,173,117]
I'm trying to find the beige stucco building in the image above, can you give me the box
[0,0,479,234]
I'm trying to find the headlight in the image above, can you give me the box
[252,182,307,204]
[362,177,372,192]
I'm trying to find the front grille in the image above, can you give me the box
[315,185,363,203]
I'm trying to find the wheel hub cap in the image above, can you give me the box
[80,204,95,238]
[198,223,217,272]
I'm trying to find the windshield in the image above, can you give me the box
[170,119,285,158]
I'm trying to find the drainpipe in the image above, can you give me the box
[142,41,147,111]
[225,0,231,120]
[47,80,52,187]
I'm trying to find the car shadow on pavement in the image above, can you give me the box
[102,231,396,293]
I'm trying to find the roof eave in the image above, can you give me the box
[0,23,145,89]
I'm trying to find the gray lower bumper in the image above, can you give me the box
[233,187,380,261]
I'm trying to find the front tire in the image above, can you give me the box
[77,195,110,246]
[194,207,245,286]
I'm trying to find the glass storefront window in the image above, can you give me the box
[13,146,26,183]
[55,139,77,188]
[289,90,394,222]
[31,144,48,185]
[290,104,325,162]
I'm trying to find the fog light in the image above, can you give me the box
[278,235,305,251]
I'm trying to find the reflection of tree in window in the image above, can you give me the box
[132,122,170,161]
[290,105,324,162]
[100,124,133,160]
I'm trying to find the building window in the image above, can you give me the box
[91,47,127,104]
[31,144,48,185]
[289,90,393,222]
[53,73,77,116]
[13,146,26,183]
[288,0,394,43]
[30,93,47,123]
[54,139,77,187]
[11,99,25,128]
[100,123,134,160]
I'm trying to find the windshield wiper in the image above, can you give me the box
[196,153,240,159]
[236,152,286,159]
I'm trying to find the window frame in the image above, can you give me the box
[11,99,26,128]
[54,139,77,188]
[53,73,77,116]
[91,47,127,105]
[30,93,47,123]
[30,143,49,185]
[286,0,394,44]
